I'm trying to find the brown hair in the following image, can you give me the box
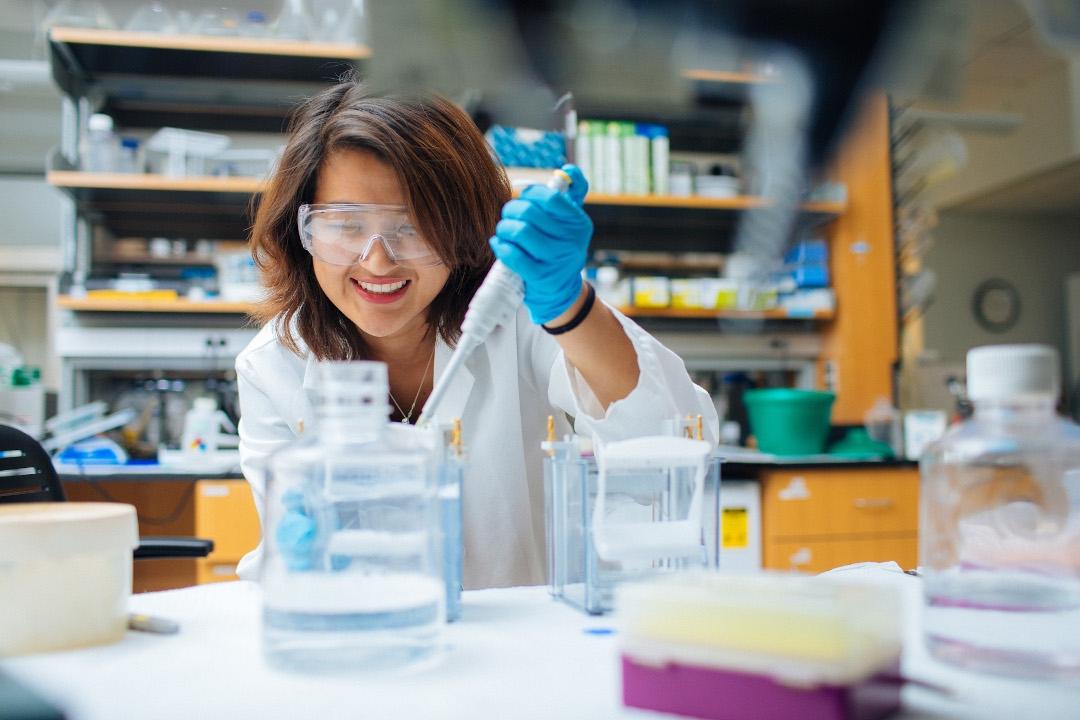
[250,79,510,359]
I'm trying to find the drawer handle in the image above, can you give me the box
[853,497,894,509]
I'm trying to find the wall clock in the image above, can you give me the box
[972,278,1020,333]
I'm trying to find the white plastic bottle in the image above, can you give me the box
[180,397,235,458]
[261,362,444,671]
[82,113,116,172]
[920,344,1080,680]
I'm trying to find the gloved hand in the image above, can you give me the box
[275,488,318,571]
[275,488,352,572]
[489,164,593,325]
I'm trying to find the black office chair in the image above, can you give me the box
[0,424,213,559]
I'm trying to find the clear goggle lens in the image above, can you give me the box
[298,203,442,268]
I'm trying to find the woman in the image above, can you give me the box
[236,80,718,589]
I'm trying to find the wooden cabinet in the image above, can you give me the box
[820,96,899,424]
[760,466,919,573]
[194,480,261,585]
[65,477,260,592]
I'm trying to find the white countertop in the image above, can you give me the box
[3,571,1077,720]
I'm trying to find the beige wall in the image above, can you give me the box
[923,211,1080,363]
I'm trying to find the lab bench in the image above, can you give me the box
[60,470,257,592]
[722,458,920,573]
[4,576,1074,720]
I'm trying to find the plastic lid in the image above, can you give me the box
[121,137,139,149]
[966,344,1060,401]
[0,503,138,561]
[88,113,113,132]
[11,366,36,386]
[311,360,391,418]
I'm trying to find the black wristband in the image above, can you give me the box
[542,282,596,336]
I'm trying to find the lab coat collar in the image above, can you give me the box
[432,335,474,425]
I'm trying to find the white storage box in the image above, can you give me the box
[0,503,138,656]
[543,436,721,614]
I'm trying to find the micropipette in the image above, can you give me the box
[417,168,573,427]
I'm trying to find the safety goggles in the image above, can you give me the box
[297,203,443,268]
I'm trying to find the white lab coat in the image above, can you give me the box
[234,303,718,589]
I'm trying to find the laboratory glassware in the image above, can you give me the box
[920,344,1080,680]
[261,361,445,671]
[190,7,242,37]
[41,0,116,30]
[125,3,177,33]
[544,434,721,614]
[434,419,465,622]
[272,0,314,40]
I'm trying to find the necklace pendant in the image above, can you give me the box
[401,417,410,425]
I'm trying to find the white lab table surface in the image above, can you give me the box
[4,571,1078,720]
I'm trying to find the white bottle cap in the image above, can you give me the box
[597,266,619,285]
[88,113,113,132]
[966,344,1060,401]
[193,397,217,412]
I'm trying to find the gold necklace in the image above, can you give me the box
[389,344,436,424]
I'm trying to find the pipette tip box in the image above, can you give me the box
[621,656,902,720]
[617,572,904,720]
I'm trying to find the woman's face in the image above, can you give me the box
[310,149,450,342]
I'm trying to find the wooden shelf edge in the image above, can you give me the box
[57,295,258,314]
[49,26,371,60]
[680,69,776,85]
[586,193,765,209]
[46,171,266,194]
[617,306,834,321]
[508,185,846,214]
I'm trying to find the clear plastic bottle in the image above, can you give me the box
[261,362,444,671]
[116,137,142,174]
[239,10,269,37]
[920,344,1080,681]
[82,113,116,172]
[272,0,313,40]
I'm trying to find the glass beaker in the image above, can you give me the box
[261,361,444,671]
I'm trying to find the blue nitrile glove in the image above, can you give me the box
[276,488,317,571]
[489,164,593,325]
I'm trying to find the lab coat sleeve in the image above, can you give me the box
[536,302,720,444]
[235,347,296,553]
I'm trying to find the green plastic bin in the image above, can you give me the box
[743,388,835,456]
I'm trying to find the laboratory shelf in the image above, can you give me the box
[49,170,845,241]
[47,171,264,194]
[46,171,260,239]
[617,307,835,321]
[57,295,257,314]
[48,27,367,132]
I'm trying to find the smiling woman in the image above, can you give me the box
[236,77,719,589]
[249,82,507,362]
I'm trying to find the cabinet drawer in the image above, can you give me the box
[194,480,261,562]
[762,468,919,539]
[197,559,241,585]
[763,535,918,573]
